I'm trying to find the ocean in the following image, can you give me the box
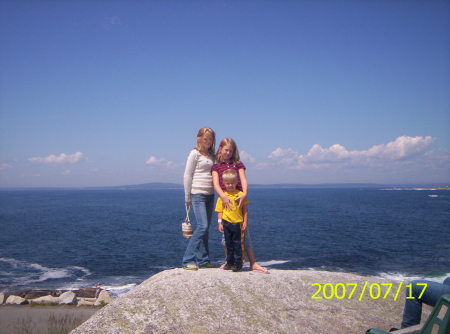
[0,188,449,296]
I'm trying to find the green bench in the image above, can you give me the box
[366,294,450,334]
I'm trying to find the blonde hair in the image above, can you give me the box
[195,127,216,156]
[222,169,238,183]
[216,138,240,163]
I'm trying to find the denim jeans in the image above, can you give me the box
[221,227,253,249]
[182,193,214,267]
[223,220,242,266]
[401,277,450,328]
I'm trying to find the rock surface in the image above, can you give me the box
[59,291,77,305]
[77,298,96,307]
[94,290,112,306]
[0,288,110,306]
[5,295,28,305]
[30,295,60,305]
[71,268,414,334]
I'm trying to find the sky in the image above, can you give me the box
[0,0,449,187]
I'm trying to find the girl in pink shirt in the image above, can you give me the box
[212,138,268,274]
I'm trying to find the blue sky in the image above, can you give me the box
[1,0,449,187]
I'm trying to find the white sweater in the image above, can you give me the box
[183,149,214,202]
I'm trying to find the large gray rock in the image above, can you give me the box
[59,291,77,305]
[70,269,419,334]
[76,298,96,307]
[5,295,28,305]
[94,290,112,306]
[30,295,60,305]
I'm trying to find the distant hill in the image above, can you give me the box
[96,182,390,190]
[95,182,449,190]
[92,182,183,190]
[0,182,183,191]
[249,183,384,189]
[1,182,447,191]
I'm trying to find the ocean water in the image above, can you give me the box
[0,188,449,295]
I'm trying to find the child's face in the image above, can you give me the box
[200,134,213,151]
[224,179,238,192]
[220,145,234,162]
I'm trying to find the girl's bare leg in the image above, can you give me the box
[246,248,269,273]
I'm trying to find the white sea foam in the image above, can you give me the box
[258,260,291,266]
[0,257,92,288]
[377,272,450,283]
[102,283,137,296]
[0,257,23,267]
[57,276,142,296]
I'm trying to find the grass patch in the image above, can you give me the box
[13,313,84,334]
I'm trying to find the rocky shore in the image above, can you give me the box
[70,269,430,334]
[0,288,111,333]
[0,287,112,307]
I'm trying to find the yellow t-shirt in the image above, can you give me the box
[215,190,249,223]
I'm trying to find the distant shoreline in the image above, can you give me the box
[382,187,450,191]
[1,182,449,191]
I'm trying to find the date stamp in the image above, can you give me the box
[311,282,428,301]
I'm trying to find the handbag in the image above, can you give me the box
[181,205,193,238]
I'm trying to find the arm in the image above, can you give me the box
[212,170,231,209]
[217,212,224,232]
[183,150,197,206]
[241,205,248,231]
[236,168,248,209]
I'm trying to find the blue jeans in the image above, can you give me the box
[223,220,242,266]
[221,227,253,249]
[401,277,450,328]
[182,193,214,267]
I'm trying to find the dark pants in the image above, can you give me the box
[223,220,242,266]
[401,277,450,328]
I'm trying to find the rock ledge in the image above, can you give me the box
[70,269,410,334]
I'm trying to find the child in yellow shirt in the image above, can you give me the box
[215,169,249,272]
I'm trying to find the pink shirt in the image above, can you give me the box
[211,161,246,191]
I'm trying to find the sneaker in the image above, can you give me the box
[223,263,233,270]
[232,264,242,272]
[199,263,217,269]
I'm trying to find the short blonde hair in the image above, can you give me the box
[222,169,238,183]
[195,127,216,156]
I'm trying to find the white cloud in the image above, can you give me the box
[363,136,434,161]
[240,151,256,163]
[269,136,435,169]
[269,148,300,165]
[0,163,12,170]
[28,152,84,164]
[145,156,175,168]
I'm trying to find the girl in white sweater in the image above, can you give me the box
[182,127,217,270]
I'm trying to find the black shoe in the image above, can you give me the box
[232,264,242,272]
[223,263,233,270]
[389,329,399,332]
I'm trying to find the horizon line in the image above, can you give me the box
[1,181,449,191]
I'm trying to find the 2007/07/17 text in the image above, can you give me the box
[311,282,427,301]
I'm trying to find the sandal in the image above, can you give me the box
[199,263,217,269]
[182,264,198,271]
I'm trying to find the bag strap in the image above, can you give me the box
[185,205,191,223]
